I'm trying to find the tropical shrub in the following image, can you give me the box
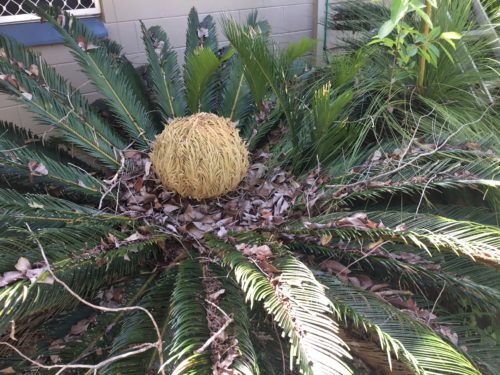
[0,2,498,375]
[323,0,499,146]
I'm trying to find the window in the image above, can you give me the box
[0,0,101,24]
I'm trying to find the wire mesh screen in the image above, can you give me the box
[0,0,100,23]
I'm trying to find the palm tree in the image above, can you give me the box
[0,3,498,374]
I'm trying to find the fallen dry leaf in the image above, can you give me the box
[15,257,31,273]
[0,367,16,374]
[319,234,332,246]
[28,160,48,176]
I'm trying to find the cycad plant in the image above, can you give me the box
[0,3,499,375]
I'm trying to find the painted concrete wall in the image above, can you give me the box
[0,0,315,133]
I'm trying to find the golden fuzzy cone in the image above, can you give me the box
[151,113,249,199]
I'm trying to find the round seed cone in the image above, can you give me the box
[151,113,249,199]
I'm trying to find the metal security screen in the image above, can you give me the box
[0,0,100,24]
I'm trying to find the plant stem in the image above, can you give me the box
[417,0,432,92]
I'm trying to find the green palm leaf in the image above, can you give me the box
[213,239,352,375]
[0,238,162,333]
[165,258,211,374]
[102,271,176,374]
[220,56,253,123]
[319,275,481,375]
[0,121,103,197]
[0,189,126,226]
[30,5,157,148]
[184,47,225,114]
[210,264,260,375]
[0,36,124,169]
[294,210,500,265]
[141,23,186,120]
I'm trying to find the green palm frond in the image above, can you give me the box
[165,258,211,375]
[220,56,253,123]
[319,275,481,375]
[34,309,116,366]
[0,239,162,334]
[295,210,500,265]
[222,18,276,108]
[184,47,224,114]
[328,148,499,194]
[438,312,500,374]
[371,211,500,262]
[0,188,126,226]
[29,5,157,148]
[102,271,175,374]
[369,250,500,312]
[223,18,315,152]
[0,35,124,169]
[440,252,500,291]
[421,204,499,227]
[0,223,115,272]
[327,1,388,33]
[250,311,296,374]
[0,121,103,197]
[247,107,282,149]
[280,37,317,70]
[141,23,186,120]
[291,240,499,314]
[245,10,271,37]
[213,239,352,375]
[185,7,202,58]
[210,264,260,375]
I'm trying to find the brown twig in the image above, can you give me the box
[98,150,125,210]
[0,341,156,374]
[194,317,234,354]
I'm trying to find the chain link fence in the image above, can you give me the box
[0,0,100,24]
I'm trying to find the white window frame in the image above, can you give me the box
[0,1,101,25]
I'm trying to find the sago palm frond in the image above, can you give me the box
[165,258,211,374]
[0,35,124,169]
[320,276,481,375]
[141,23,186,120]
[0,121,103,197]
[102,272,176,374]
[293,209,500,266]
[30,4,157,148]
[0,4,497,375]
[212,238,352,375]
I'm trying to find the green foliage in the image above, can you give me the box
[0,121,103,197]
[312,83,353,162]
[220,57,253,122]
[0,3,498,375]
[141,23,186,120]
[184,47,227,113]
[370,0,463,87]
[28,6,157,149]
[214,240,352,375]
[102,272,176,374]
[165,259,211,374]
[324,0,499,146]
[320,276,481,375]
[223,18,316,150]
[0,35,125,169]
